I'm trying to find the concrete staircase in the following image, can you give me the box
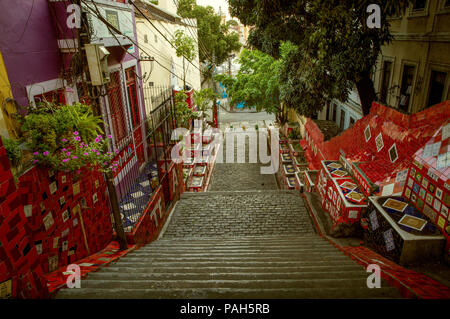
[56,191,402,299]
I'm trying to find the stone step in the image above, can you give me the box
[72,278,373,290]
[83,271,369,281]
[139,242,333,252]
[98,264,365,274]
[113,254,351,263]
[56,286,401,299]
[150,236,324,245]
[128,249,341,258]
[106,259,360,269]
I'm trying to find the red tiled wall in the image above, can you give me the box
[0,140,113,298]
[304,101,450,184]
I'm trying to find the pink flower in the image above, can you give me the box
[61,138,68,142]
[97,135,103,140]
[62,148,67,152]
[43,151,49,156]
[107,135,112,139]
[72,156,78,159]
[73,131,79,136]
[62,158,70,163]
[74,136,81,141]
[66,152,71,156]
[33,152,39,156]
[95,137,100,143]
[33,160,38,164]
[83,152,89,156]
[76,170,81,175]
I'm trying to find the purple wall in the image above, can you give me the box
[0,0,62,107]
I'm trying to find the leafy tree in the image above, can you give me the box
[214,44,296,124]
[194,88,218,117]
[228,0,412,116]
[176,0,242,86]
[174,91,194,128]
[171,29,197,90]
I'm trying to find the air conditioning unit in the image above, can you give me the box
[84,44,110,86]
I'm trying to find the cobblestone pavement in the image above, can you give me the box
[163,191,315,238]
[208,125,278,191]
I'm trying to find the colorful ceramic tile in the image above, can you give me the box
[425,193,433,206]
[340,181,357,191]
[428,183,436,194]
[398,214,427,231]
[383,198,408,212]
[345,191,365,203]
[332,169,348,177]
[49,182,57,195]
[416,172,422,183]
[410,167,416,177]
[404,188,411,199]
[407,178,414,188]
[43,213,54,231]
[413,183,420,194]
[411,193,417,203]
[369,210,379,231]
[73,182,80,196]
[327,162,342,169]
[441,205,448,218]
[433,198,442,212]
[364,125,371,142]
[375,133,384,152]
[383,229,395,251]
[388,144,398,163]
[436,188,443,200]
[417,198,424,210]
[423,205,437,222]
[421,178,429,189]
[419,187,426,199]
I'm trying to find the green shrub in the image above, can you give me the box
[3,137,23,167]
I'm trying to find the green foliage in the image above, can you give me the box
[3,137,23,167]
[21,102,103,154]
[20,102,114,172]
[171,29,197,62]
[228,0,412,116]
[32,132,117,173]
[174,91,194,128]
[171,29,197,88]
[176,0,242,82]
[194,88,218,113]
[214,45,292,123]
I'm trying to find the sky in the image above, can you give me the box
[196,0,232,20]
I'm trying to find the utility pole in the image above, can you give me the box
[78,0,128,250]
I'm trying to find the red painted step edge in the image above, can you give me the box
[301,193,450,299]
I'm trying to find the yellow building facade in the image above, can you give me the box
[373,0,450,114]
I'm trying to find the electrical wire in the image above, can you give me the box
[81,0,194,87]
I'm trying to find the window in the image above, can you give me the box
[427,70,447,108]
[34,89,66,105]
[413,0,427,10]
[446,0,450,7]
[105,10,120,34]
[154,34,158,43]
[340,109,346,129]
[380,61,392,104]
[144,34,148,43]
[399,64,415,112]
[326,103,330,120]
